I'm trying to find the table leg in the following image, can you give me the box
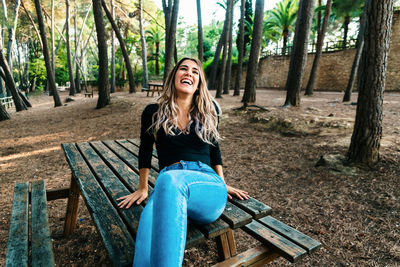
[216,229,237,260]
[63,175,80,236]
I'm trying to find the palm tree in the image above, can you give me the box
[267,0,298,55]
[332,0,364,49]
[146,26,164,76]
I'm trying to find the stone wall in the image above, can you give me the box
[237,10,400,91]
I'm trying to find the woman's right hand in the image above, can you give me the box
[117,189,148,209]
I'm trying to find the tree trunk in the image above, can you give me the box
[282,30,288,55]
[343,15,350,49]
[155,42,160,76]
[304,0,332,96]
[346,0,393,166]
[343,10,367,102]
[0,0,7,96]
[6,0,21,71]
[223,0,234,95]
[74,8,80,93]
[66,0,76,96]
[93,0,110,108]
[216,0,233,98]
[283,0,315,107]
[241,0,264,105]
[139,0,148,89]
[51,0,55,89]
[110,0,115,93]
[101,0,135,93]
[34,0,62,107]
[233,0,246,96]
[0,52,27,111]
[0,100,10,120]
[162,0,180,81]
[196,0,203,61]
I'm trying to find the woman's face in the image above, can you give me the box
[174,59,200,97]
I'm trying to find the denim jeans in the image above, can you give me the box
[133,160,227,267]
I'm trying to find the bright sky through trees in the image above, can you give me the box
[153,0,280,26]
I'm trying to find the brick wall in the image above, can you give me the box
[237,10,400,91]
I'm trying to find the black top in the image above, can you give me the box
[138,103,223,170]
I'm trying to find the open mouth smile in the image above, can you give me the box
[181,79,193,85]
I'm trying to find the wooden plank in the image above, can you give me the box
[195,218,230,239]
[212,245,279,267]
[229,197,272,219]
[77,142,144,236]
[116,139,160,173]
[5,183,29,267]
[242,220,307,263]
[216,232,231,260]
[186,224,206,248]
[63,175,80,236]
[226,229,238,256]
[31,180,55,267]
[258,216,321,253]
[103,140,157,187]
[220,202,252,229]
[62,143,135,266]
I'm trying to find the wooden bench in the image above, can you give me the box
[6,180,55,267]
[0,96,13,109]
[143,83,163,97]
[61,139,321,266]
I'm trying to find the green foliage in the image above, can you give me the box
[265,0,299,42]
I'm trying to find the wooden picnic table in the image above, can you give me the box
[145,83,163,97]
[61,139,321,266]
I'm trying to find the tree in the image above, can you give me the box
[139,0,148,89]
[233,0,245,96]
[93,0,110,108]
[267,0,298,56]
[242,0,253,57]
[332,0,363,49]
[146,25,163,76]
[283,0,315,107]
[162,0,179,81]
[33,0,62,107]
[110,0,115,93]
[196,0,203,61]
[223,0,234,95]
[6,0,21,70]
[343,8,367,102]
[102,0,136,93]
[0,98,10,120]
[0,51,27,111]
[241,0,264,105]
[346,0,394,165]
[304,0,333,96]
[66,0,76,96]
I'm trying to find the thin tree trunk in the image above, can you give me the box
[223,0,234,95]
[6,0,21,71]
[162,0,180,81]
[304,0,332,96]
[66,0,76,96]
[346,0,393,165]
[101,0,135,93]
[155,42,160,76]
[0,52,27,111]
[241,0,264,105]
[139,0,148,89]
[0,99,10,120]
[0,0,7,96]
[233,0,246,96]
[21,1,43,50]
[34,0,62,107]
[343,10,367,102]
[343,15,350,49]
[93,0,110,108]
[51,0,55,87]
[283,0,315,107]
[196,0,203,61]
[110,0,115,93]
[74,8,80,93]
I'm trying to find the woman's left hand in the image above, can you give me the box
[226,185,249,200]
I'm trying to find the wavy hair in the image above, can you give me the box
[150,57,221,144]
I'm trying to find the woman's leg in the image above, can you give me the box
[149,168,227,267]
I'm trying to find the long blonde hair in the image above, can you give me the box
[151,57,221,144]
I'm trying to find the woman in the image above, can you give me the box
[117,57,249,267]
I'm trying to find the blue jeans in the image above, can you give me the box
[133,161,227,267]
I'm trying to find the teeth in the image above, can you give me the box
[182,79,192,85]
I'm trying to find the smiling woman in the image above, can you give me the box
[117,57,249,266]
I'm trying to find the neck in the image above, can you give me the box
[176,95,193,114]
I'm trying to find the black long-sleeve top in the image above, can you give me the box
[138,103,223,170]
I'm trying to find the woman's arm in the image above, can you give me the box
[212,165,249,200]
[117,168,149,209]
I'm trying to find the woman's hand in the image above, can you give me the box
[226,185,249,200]
[117,189,148,209]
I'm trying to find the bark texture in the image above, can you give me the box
[139,0,148,89]
[241,0,264,104]
[66,0,76,96]
[233,0,246,96]
[346,0,394,165]
[196,0,203,61]
[283,0,315,107]
[162,0,180,81]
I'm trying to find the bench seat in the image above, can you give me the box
[6,181,55,267]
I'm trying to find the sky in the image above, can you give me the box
[154,0,281,27]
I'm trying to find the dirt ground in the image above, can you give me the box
[0,89,399,266]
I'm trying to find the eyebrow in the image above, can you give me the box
[180,64,199,71]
